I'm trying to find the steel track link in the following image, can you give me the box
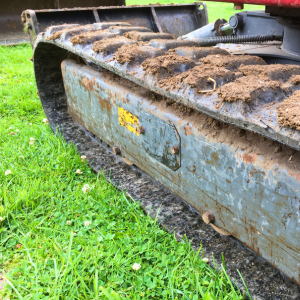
[36,24,300,152]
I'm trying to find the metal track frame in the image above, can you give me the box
[35,51,300,299]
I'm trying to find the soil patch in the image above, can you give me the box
[277,90,300,130]
[114,44,142,63]
[172,46,230,61]
[218,75,280,103]
[70,29,113,45]
[159,65,234,92]
[291,75,300,85]
[123,31,173,41]
[114,44,164,64]
[200,54,266,71]
[239,64,300,82]
[92,36,136,55]
[142,53,195,78]
[47,25,88,41]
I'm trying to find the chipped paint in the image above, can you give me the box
[118,107,139,135]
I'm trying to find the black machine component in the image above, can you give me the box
[181,8,300,64]
[189,34,283,46]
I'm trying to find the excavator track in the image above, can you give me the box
[32,20,300,299]
[39,22,300,150]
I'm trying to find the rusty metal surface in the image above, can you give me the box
[32,40,300,298]
[0,0,125,45]
[61,59,300,286]
[30,21,300,153]
[140,111,181,171]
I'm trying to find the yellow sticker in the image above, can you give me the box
[118,107,139,136]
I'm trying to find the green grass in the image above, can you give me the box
[0,4,255,298]
[126,0,264,23]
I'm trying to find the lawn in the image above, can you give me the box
[0,1,260,299]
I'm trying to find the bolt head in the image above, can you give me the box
[137,126,145,134]
[171,145,179,154]
[112,146,121,155]
[202,210,215,224]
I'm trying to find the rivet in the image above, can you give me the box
[112,145,121,155]
[202,210,215,224]
[171,145,179,154]
[137,126,145,134]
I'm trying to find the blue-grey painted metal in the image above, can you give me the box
[140,111,181,171]
[61,59,300,283]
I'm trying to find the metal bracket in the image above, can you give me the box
[140,110,181,171]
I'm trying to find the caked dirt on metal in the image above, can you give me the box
[277,90,300,130]
[69,29,111,45]
[142,53,195,79]
[92,36,135,55]
[149,91,300,173]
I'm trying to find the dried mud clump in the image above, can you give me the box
[172,46,230,60]
[46,25,82,41]
[218,75,280,103]
[47,30,65,41]
[92,36,135,54]
[123,31,173,41]
[69,30,111,45]
[277,90,300,130]
[289,75,300,85]
[239,64,300,82]
[142,54,195,77]
[114,44,164,65]
[123,31,143,41]
[159,65,234,92]
[114,44,143,64]
[70,29,115,46]
[200,54,266,71]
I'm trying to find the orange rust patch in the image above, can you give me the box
[81,76,96,91]
[99,96,112,113]
[184,125,193,136]
[237,152,258,166]
[242,153,258,165]
[288,171,300,181]
[206,152,220,167]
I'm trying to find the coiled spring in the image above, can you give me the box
[196,34,283,46]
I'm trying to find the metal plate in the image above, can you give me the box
[140,111,180,171]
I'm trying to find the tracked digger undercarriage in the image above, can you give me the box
[20,1,300,298]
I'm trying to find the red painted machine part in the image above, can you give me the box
[206,0,300,7]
